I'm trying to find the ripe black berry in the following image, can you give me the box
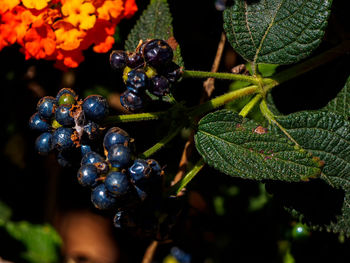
[126,69,149,95]
[142,39,173,68]
[110,50,127,71]
[120,90,144,112]
[82,95,109,122]
[149,75,170,97]
[126,52,144,68]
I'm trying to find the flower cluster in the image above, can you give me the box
[0,0,137,69]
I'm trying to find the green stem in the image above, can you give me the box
[263,40,350,89]
[103,111,165,125]
[140,126,183,159]
[183,70,259,84]
[239,94,262,117]
[170,158,205,195]
[190,85,259,117]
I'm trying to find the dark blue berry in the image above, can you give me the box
[126,69,148,95]
[129,159,151,183]
[82,95,109,122]
[56,88,77,102]
[147,159,163,176]
[81,151,104,166]
[104,171,130,197]
[120,90,144,112]
[103,127,130,152]
[55,104,74,126]
[108,144,131,168]
[29,112,50,132]
[110,50,127,70]
[91,183,117,210]
[37,96,56,120]
[52,127,74,151]
[77,164,100,188]
[80,144,92,156]
[143,39,173,68]
[35,132,53,155]
[126,52,144,68]
[149,75,170,97]
[171,247,192,263]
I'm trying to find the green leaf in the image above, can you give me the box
[223,0,332,65]
[324,75,350,118]
[4,221,62,263]
[125,0,183,67]
[272,111,350,189]
[194,109,322,182]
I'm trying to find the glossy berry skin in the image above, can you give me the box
[148,159,163,176]
[129,159,151,183]
[56,88,77,102]
[77,164,100,188]
[55,104,74,126]
[35,132,53,155]
[29,112,50,132]
[126,52,144,68]
[51,127,74,151]
[108,144,131,168]
[143,39,173,68]
[103,127,130,151]
[91,183,117,210]
[82,95,109,122]
[149,75,170,97]
[120,90,144,112]
[110,50,127,70]
[126,69,148,95]
[81,151,104,166]
[58,93,76,106]
[104,171,130,197]
[37,96,56,120]
[80,144,92,156]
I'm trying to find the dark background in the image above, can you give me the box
[0,0,349,262]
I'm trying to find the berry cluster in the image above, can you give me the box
[77,127,181,239]
[29,88,109,166]
[109,39,182,111]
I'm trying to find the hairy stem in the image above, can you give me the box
[140,126,183,158]
[103,111,165,125]
[239,94,262,117]
[183,70,259,84]
[190,85,258,117]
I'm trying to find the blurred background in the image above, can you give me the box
[0,0,350,262]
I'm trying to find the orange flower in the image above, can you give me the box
[22,0,50,10]
[0,0,20,13]
[96,0,123,21]
[61,0,96,30]
[23,19,56,59]
[54,21,86,50]
[56,49,84,68]
[123,0,137,18]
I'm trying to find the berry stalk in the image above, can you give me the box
[182,70,260,84]
[103,111,166,124]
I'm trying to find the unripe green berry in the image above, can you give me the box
[58,93,76,105]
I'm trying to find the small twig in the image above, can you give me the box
[201,32,226,102]
[171,32,227,190]
[142,240,159,263]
